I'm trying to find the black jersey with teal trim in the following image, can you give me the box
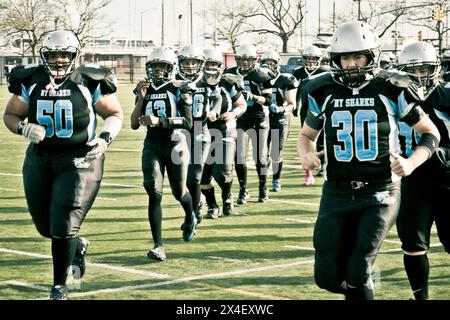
[176,73,221,126]
[8,64,117,152]
[303,71,425,182]
[223,66,272,120]
[135,80,193,141]
[269,73,299,120]
[399,83,450,179]
[207,76,242,133]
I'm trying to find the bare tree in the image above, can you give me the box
[239,0,305,53]
[0,0,54,62]
[55,0,112,49]
[206,1,256,52]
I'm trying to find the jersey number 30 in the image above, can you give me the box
[332,110,378,162]
[37,100,73,138]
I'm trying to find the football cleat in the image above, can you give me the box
[272,179,281,192]
[72,237,89,279]
[222,200,233,216]
[182,214,197,241]
[236,188,249,204]
[205,204,220,219]
[316,166,324,177]
[49,285,67,300]
[258,186,269,203]
[147,246,166,261]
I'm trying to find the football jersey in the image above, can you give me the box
[8,64,117,152]
[176,73,222,127]
[223,66,272,121]
[399,83,450,179]
[134,80,194,141]
[269,73,299,120]
[302,71,425,182]
[207,75,243,133]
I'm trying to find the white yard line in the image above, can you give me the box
[284,243,443,254]
[2,280,48,292]
[285,218,314,224]
[96,197,118,201]
[0,188,18,192]
[0,247,169,279]
[0,172,22,177]
[206,256,259,264]
[58,259,316,299]
[283,245,315,251]
[269,199,320,207]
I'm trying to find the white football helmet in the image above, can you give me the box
[146,47,176,85]
[235,43,257,75]
[302,45,322,73]
[261,49,280,77]
[40,30,80,79]
[203,48,223,76]
[329,21,381,87]
[397,41,440,90]
[177,45,205,81]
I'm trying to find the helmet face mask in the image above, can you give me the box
[177,45,205,81]
[40,31,80,80]
[146,47,176,85]
[302,45,322,73]
[203,48,222,77]
[329,21,381,88]
[236,43,257,75]
[397,41,439,92]
[261,49,280,77]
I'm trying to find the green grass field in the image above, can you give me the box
[0,84,448,300]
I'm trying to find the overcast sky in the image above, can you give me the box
[100,0,438,51]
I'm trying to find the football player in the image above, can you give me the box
[395,41,450,300]
[3,31,124,299]
[297,21,440,300]
[260,49,299,192]
[224,44,273,204]
[176,45,222,226]
[131,47,195,260]
[200,48,247,218]
[293,45,330,185]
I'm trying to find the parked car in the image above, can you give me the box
[279,56,303,74]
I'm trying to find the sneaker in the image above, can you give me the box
[205,204,220,219]
[182,214,197,241]
[236,188,249,204]
[223,200,234,216]
[316,166,324,177]
[258,186,269,203]
[147,246,166,261]
[303,170,315,186]
[272,179,281,192]
[72,237,89,279]
[49,285,67,300]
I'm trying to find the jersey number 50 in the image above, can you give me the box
[332,110,378,162]
[37,100,73,138]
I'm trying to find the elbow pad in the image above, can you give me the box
[417,132,440,158]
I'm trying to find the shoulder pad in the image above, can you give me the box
[7,64,41,95]
[300,72,334,96]
[253,68,273,81]
[173,80,197,93]
[382,70,414,88]
[204,73,221,86]
[221,74,244,88]
[71,64,118,94]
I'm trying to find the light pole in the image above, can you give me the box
[178,14,183,49]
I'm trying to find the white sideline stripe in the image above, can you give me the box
[286,218,314,224]
[270,199,320,207]
[102,182,142,189]
[0,247,169,279]
[96,197,117,201]
[207,256,258,264]
[0,172,22,177]
[108,148,140,152]
[0,188,18,192]
[3,280,48,292]
[284,243,443,254]
[284,245,315,251]
[56,259,316,298]
[383,239,402,244]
